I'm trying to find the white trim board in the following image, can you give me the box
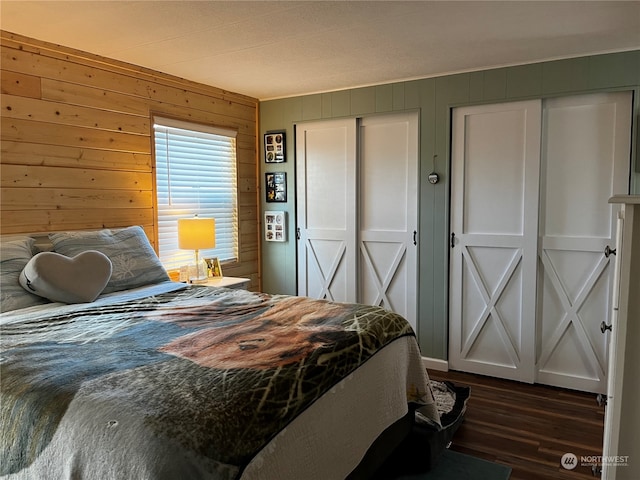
[422,356,449,372]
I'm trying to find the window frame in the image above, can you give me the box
[151,114,240,272]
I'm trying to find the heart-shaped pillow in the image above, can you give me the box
[19,251,113,304]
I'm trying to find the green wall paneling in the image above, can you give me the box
[351,86,376,115]
[470,68,509,103]
[392,83,406,111]
[375,84,394,112]
[588,51,640,90]
[302,94,323,120]
[331,90,351,118]
[321,93,333,118]
[541,56,591,94]
[506,63,543,99]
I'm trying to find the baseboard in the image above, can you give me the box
[422,356,449,372]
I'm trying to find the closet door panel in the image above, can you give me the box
[449,100,541,383]
[296,119,357,302]
[359,113,418,330]
[537,92,632,393]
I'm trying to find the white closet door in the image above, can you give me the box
[537,92,632,393]
[359,113,419,330]
[296,119,357,302]
[449,100,542,383]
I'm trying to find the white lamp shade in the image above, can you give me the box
[178,217,216,250]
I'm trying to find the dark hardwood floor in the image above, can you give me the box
[428,369,604,480]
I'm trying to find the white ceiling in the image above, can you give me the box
[2,1,639,100]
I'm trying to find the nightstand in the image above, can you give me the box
[199,277,250,289]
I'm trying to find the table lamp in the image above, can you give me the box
[178,216,215,283]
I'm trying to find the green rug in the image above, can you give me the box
[392,449,511,480]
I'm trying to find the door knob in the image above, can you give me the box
[600,321,612,334]
[604,245,616,258]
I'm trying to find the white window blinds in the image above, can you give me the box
[153,117,238,271]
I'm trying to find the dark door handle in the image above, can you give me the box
[604,245,616,258]
[600,321,612,334]
[450,232,456,248]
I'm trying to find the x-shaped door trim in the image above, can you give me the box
[360,241,406,310]
[460,246,523,366]
[308,239,346,301]
[537,249,608,379]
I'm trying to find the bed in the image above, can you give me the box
[1,226,445,480]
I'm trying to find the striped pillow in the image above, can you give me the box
[1,236,49,312]
[49,226,169,294]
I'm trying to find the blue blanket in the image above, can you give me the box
[1,285,437,479]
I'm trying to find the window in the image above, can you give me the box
[153,116,238,271]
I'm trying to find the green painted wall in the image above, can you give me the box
[259,50,640,360]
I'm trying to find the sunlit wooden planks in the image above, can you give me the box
[1,164,152,190]
[2,94,151,134]
[1,141,152,171]
[0,209,152,237]
[1,187,152,210]
[2,117,150,153]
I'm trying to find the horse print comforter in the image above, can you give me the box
[1,282,440,480]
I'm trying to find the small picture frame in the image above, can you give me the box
[264,131,286,163]
[205,257,223,277]
[265,211,286,242]
[265,172,287,203]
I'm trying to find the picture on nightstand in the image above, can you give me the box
[265,211,286,242]
[205,257,223,277]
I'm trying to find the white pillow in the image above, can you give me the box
[19,251,112,304]
[49,226,169,293]
[1,235,49,312]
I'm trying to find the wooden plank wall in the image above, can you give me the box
[0,30,261,289]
